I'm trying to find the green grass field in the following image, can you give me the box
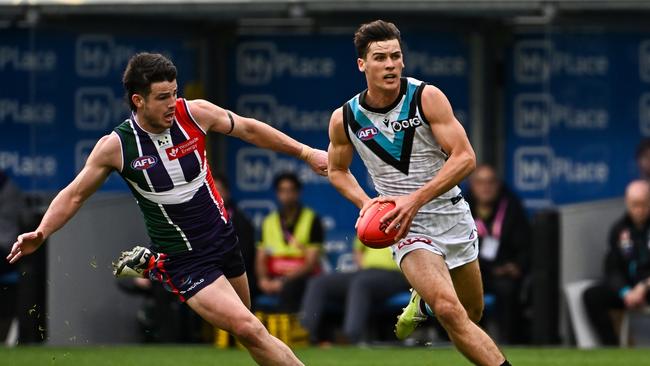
[2,346,650,366]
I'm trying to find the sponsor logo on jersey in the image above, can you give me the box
[397,236,433,250]
[131,155,158,170]
[166,137,199,160]
[357,126,379,141]
[178,276,192,287]
[389,117,423,132]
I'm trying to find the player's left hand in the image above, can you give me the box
[306,148,328,176]
[376,194,424,241]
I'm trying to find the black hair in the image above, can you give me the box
[353,20,402,59]
[273,172,302,191]
[122,52,177,111]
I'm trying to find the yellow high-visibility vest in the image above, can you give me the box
[260,207,318,254]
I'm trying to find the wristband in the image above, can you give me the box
[299,144,314,161]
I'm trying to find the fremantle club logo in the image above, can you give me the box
[131,155,158,170]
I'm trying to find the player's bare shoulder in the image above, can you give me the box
[185,99,213,128]
[186,98,214,116]
[91,133,122,171]
[186,99,230,134]
[420,84,455,125]
[328,107,346,142]
[330,106,344,124]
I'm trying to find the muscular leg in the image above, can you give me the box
[450,259,484,323]
[187,276,303,366]
[401,249,505,366]
[228,272,252,309]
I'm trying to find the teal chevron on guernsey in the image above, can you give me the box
[342,77,468,236]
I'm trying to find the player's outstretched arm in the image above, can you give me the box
[6,134,120,264]
[187,99,327,176]
[327,107,370,210]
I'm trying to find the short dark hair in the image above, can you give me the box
[354,20,402,59]
[273,172,302,191]
[122,52,177,111]
[637,138,650,160]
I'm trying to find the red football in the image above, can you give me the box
[357,201,398,248]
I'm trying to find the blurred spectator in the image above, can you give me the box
[466,164,531,344]
[637,138,650,180]
[300,238,409,344]
[0,171,25,343]
[213,173,257,302]
[583,180,650,346]
[256,172,323,313]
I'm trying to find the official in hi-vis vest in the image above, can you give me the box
[256,172,324,313]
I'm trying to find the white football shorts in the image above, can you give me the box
[391,209,479,270]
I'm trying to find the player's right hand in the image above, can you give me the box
[6,231,45,264]
[307,148,329,176]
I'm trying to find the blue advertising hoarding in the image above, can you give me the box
[506,33,646,209]
[226,33,471,268]
[0,28,198,191]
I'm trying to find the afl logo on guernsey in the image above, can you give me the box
[357,127,379,141]
[131,156,158,170]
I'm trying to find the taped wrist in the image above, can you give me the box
[299,144,314,161]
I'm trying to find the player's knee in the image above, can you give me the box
[231,316,266,345]
[433,296,466,328]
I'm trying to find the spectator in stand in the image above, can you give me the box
[466,164,531,344]
[300,238,409,344]
[256,172,324,312]
[583,180,650,345]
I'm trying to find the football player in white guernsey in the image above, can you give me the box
[327,21,510,366]
[7,53,325,366]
